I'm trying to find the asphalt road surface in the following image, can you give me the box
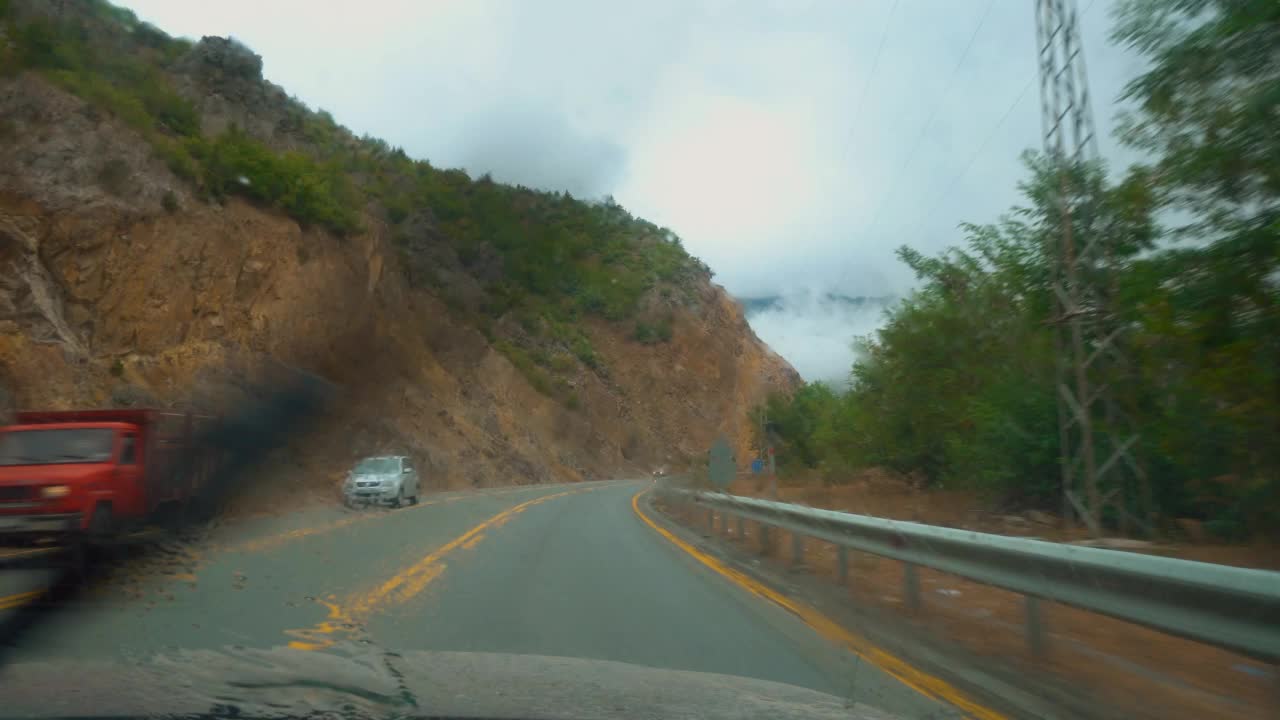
[0,480,959,719]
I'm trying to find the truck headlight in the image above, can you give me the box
[41,485,71,499]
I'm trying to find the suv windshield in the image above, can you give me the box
[0,428,116,466]
[353,457,399,474]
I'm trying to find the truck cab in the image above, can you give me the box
[0,410,214,539]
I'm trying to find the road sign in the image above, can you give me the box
[750,458,764,475]
[708,436,735,489]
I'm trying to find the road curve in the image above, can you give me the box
[0,479,958,719]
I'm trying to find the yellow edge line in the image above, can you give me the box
[631,488,1007,720]
[0,589,45,610]
[0,546,60,561]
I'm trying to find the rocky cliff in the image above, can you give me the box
[0,1,798,500]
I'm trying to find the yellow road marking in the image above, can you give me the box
[631,489,1007,720]
[0,485,595,625]
[227,495,473,554]
[286,487,590,651]
[227,485,558,555]
[0,546,61,562]
[0,589,45,611]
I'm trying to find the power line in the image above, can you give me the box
[899,75,1035,242]
[896,0,1099,246]
[860,0,997,242]
[841,0,901,162]
[835,0,992,290]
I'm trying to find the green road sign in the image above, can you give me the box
[708,436,735,489]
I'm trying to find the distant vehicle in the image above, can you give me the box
[343,455,419,508]
[0,409,219,541]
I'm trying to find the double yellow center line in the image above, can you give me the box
[285,486,592,651]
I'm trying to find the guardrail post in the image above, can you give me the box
[904,562,921,611]
[706,508,714,532]
[837,546,849,584]
[1026,596,1047,656]
[735,516,744,540]
[791,533,804,567]
[759,523,770,554]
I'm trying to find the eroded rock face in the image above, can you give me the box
[168,35,303,149]
[0,71,798,503]
[176,36,264,86]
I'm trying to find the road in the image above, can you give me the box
[0,480,960,719]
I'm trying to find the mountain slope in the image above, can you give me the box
[0,0,799,495]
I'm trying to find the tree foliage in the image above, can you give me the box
[763,1,1278,538]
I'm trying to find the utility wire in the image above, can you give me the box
[897,0,1100,246]
[899,75,1036,242]
[835,0,994,291]
[859,0,997,243]
[841,0,901,163]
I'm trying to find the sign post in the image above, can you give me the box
[767,446,777,499]
[708,436,734,491]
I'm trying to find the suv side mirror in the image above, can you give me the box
[403,466,412,473]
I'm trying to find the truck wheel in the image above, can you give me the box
[88,503,115,538]
[409,493,419,506]
[61,539,90,585]
[391,491,403,509]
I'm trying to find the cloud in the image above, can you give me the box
[745,290,890,385]
[450,99,628,199]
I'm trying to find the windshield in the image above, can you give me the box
[0,429,116,466]
[353,457,399,474]
[0,1,1275,719]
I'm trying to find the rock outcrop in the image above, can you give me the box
[0,2,799,504]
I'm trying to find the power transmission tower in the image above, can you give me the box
[1035,0,1148,536]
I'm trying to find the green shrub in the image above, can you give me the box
[161,189,179,212]
[656,316,673,342]
[156,140,199,181]
[97,158,131,195]
[571,336,599,369]
[385,197,410,225]
[633,316,672,345]
[633,322,657,344]
[549,353,575,374]
[189,127,361,235]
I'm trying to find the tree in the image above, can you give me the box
[1112,0,1280,536]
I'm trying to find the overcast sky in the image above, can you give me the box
[119,0,1147,300]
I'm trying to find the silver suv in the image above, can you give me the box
[343,455,420,508]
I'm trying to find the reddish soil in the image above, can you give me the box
[697,471,1279,720]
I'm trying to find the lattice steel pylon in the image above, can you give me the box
[1035,0,1148,536]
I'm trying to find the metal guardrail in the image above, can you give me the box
[657,487,1280,663]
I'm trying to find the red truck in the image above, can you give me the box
[0,410,219,540]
